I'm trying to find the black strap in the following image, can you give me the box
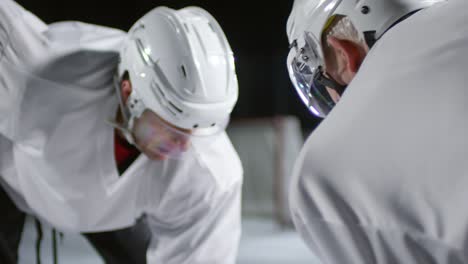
[34,219,42,264]
[34,219,61,264]
[52,229,58,264]
[314,67,346,96]
[364,30,377,49]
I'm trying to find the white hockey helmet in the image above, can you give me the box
[117,6,238,143]
[286,0,444,117]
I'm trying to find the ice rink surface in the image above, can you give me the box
[19,217,320,264]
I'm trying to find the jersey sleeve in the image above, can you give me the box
[0,0,48,139]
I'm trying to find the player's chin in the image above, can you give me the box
[143,150,168,161]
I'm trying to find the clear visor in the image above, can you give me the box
[287,32,335,118]
[132,109,224,160]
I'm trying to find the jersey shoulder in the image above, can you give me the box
[193,132,243,192]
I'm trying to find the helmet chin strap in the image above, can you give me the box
[314,66,347,96]
[108,74,138,145]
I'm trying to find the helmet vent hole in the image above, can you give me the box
[155,84,166,98]
[211,123,216,127]
[181,65,187,78]
[208,23,216,33]
[131,23,145,34]
[166,107,178,116]
[361,6,370,15]
[168,101,183,113]
[193,124,199,128]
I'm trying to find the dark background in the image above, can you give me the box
[16,0,321,131]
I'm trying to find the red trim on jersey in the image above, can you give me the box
[114,131,140,173]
